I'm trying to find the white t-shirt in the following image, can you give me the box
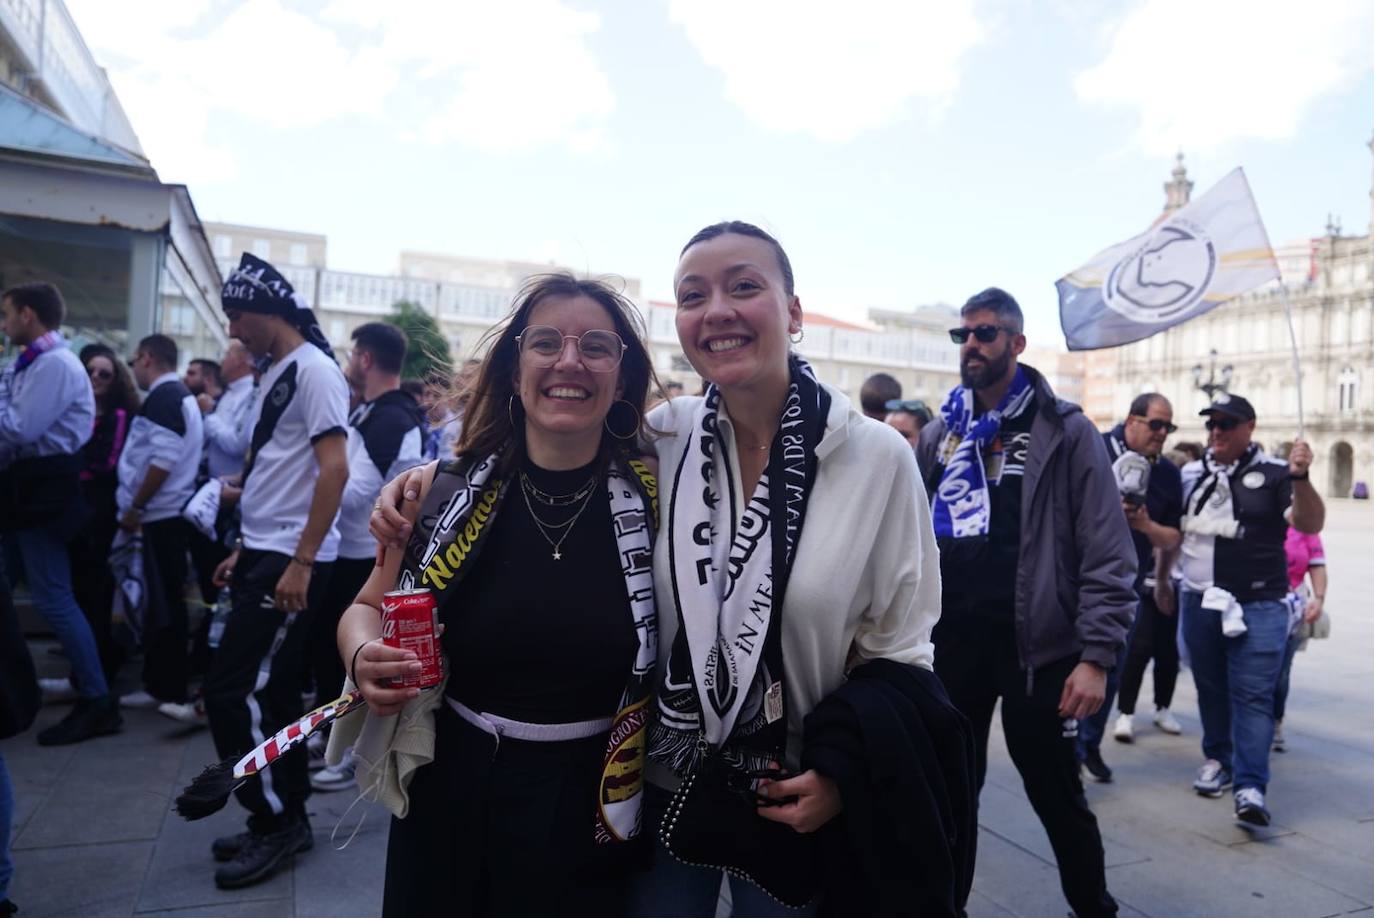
[240,343,349,561]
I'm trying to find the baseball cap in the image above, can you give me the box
[1198,393,1255,422]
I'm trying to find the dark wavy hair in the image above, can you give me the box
[456,273,659,474]
[79,343,141,415]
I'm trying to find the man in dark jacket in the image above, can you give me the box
[915,288,1137,918]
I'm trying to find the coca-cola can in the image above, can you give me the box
[380,588,442,689]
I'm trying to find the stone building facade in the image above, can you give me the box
[1108,145,1374,498]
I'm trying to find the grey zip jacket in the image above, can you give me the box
[915,364,1137,675]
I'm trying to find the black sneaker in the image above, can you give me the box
[212,827,314,862]
[214,819,313,889]
[1081,747,1114,783]
[36,696,123,746]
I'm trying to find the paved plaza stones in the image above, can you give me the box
[6,501,1373,917]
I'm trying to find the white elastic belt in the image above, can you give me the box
[445,697,612,745]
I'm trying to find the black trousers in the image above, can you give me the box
[383,706,634,918]
[934,610,1117,918]
[142,517,192,703]
[203,548,332,831]
[306,556,374,705]
[68,493,124,684]
[1116,590,1180,716]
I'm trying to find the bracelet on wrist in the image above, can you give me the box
[350,639,375,687]
[290,554,314,568]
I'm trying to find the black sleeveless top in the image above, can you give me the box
[440,457,637,724]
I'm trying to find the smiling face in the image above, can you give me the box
[515,294,624,450]
[674,233,801,394]
[86,354,115,400]
[1208,415,1254,465]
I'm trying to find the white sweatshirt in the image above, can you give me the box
[646,385,942,768]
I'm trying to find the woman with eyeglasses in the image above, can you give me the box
[373,227,959,916]
[53,345,142,692]
[336,274,659,917]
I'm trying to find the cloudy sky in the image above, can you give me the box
[66,0,1374,342]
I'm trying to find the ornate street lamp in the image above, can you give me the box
[1191,349,1233,401]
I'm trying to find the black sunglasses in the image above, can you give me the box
[1205,416,1242,432]
[949,324,1014,345]
[1131,416,1178,434]
[88,367,114,380]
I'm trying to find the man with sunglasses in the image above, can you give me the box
[916,287,1135,918]
[1077,394,1184,780]
[1177,394,1322,828]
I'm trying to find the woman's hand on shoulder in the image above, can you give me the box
[756,768,843,834]
[369,461,436,549]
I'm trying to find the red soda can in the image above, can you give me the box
[380,588,442,689]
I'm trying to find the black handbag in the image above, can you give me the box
[659,747,820,909]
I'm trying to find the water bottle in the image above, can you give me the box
[208,586,232,649]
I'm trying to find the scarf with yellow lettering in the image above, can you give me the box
[398,452,658,844]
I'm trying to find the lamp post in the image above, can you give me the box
[1191,349,1233,401]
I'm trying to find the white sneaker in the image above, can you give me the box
[158,700,207,725]
[39,677,79,704]
[1112,712,1134,743]
[120,690,161,709]
[310,749,356,792]
[1153,708,1183,735]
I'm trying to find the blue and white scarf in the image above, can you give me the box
[931,366,1034,540]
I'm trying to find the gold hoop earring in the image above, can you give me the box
[789,328,805,345]
[604,399,641,440]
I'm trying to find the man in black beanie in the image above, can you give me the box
[201,254,349,889]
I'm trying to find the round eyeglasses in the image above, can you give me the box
[515,325,626,373]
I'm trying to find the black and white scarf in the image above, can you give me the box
[398,452,659,845]
[1186,443,1259,520]
[648,357,829,776]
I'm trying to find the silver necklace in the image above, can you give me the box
[519,470,596,507]
[520,477,596,560]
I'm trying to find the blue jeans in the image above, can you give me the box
[1,750,12,902]
[1273,632,1303,722]
[6,528,109,698]
[626,784,821,918]
[1180,591,1288,792]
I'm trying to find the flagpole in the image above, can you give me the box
[1278,284,1305,441]
[1245,169,1305,442]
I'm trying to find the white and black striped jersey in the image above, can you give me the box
[116,372,203,522]
[239,343,349,561]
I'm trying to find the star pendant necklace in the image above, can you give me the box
[520,475,596,560]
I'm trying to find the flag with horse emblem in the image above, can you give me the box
[1057,167,1279,351]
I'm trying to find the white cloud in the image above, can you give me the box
[1075,0,1374,155]
[63,0,613,184]
[321,1,614,153]
[668,0,984,141]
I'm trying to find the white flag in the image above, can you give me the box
[1056,167,1279,351]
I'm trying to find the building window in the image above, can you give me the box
[252,238,272,259]
[1338,366,1358,413]
[290,243,308,265]
[670,354,693,373]
[213,235,232,258]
